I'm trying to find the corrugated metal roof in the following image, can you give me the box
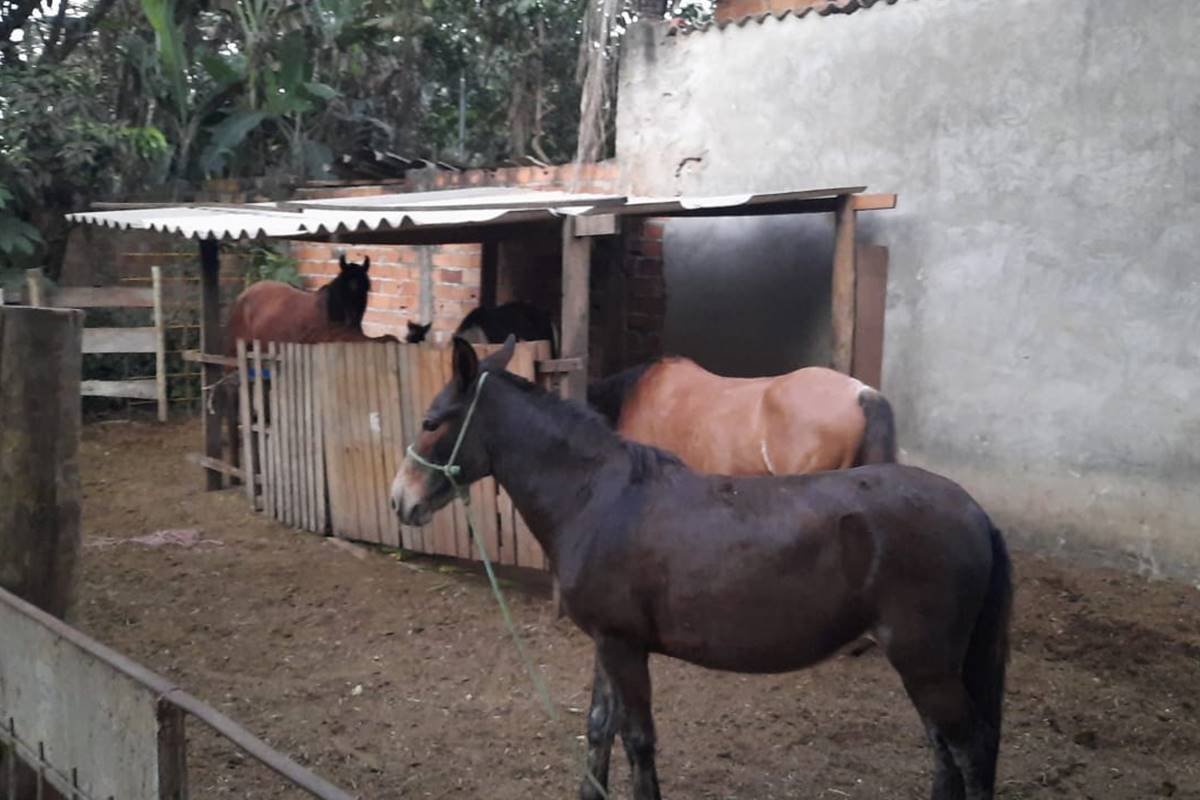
[66,185,868,242]
[671,0,901,37]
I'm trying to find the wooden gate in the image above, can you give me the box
[238,340,550,570]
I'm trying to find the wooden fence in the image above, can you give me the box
[26,267,168,421]
[237,340,551,570]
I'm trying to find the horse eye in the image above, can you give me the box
[422,419,438,432]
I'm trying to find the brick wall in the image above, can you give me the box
[289,240,482,342]
[622,218,667,367]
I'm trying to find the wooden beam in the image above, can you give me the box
[852,193,898,211]
[80,378,158,400]
[199,240,223,491]
[52,286,155,309]
[852,245,889,389]
[25,268,45,307]
[152,266,167,423]
[572,214,618,237]
[0,306,83,619]
[534,357,585,375]
[560,218,592,401]
[184,452,251,483]
[831,195,858,375]
[82,327,157,354]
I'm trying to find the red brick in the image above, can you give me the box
[641,221,665,242]
[432,251,482,269]
[636,239,663,259]
[434,285,480,303]
[632,277,664,299]
[437,268,463,284]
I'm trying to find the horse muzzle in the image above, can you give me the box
[390,458,449,526]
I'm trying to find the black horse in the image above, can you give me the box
[391,336,1012,800]
[405,301,556,354]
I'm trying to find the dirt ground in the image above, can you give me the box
[73,420,1200,799]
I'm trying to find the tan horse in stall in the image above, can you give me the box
[588,356,897,475]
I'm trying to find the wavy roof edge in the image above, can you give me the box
[670,0,903,37]
[65,185,870,242]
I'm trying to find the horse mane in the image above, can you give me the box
[491,368,682,483]
[587,361,655,427]
[321,270,369,328]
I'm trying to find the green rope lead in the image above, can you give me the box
[405,372,608,799]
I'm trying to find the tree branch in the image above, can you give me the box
[38,0,119,65]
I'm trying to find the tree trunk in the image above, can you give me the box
[0,306,83,620]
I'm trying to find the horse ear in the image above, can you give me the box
[451,336,479,392]
[339,254,348,271]
[421,322,432,334]
[482,334,517,374]
[361,256,370,272]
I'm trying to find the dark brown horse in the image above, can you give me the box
[588,357,896,474]
[391,337,1011,800]
[405,300,557,354]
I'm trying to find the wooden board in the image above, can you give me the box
[853,244,889,390]
[82,327,157,354]
[236,340,255,504]
[51,286,155,308]
[80,379,157,400]
[831,195,857,375]
[252,341,270,513]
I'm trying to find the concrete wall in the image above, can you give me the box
[616,0,1200,581]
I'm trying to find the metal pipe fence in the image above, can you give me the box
[0,587,354,800]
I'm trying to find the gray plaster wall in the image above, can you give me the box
[616,0,1200,582]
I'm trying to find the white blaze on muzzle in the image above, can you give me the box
[389,372,491,525]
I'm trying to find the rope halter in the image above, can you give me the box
[405,371,490,501]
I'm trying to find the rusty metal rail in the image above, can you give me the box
[0,587,355,800]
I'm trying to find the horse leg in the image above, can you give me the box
[596,637,661,800]
[580,651,620,800]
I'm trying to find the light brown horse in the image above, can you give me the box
[588,356,896,476]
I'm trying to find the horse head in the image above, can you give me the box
[406,320,432,344]
[325,254,372,328]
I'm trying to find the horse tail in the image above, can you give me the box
[853,387,897,465]
[963,521,1012,754]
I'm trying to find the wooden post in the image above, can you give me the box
[152,266,168,422]
[852,245,889,389]
[25,268,46,307]
[831,195,858,375]
[0,306,83,619]
[199,239,224,490]
[560,217,592,400]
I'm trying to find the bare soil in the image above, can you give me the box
[74,420,1200,799]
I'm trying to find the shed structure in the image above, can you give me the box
[67,183,896,523]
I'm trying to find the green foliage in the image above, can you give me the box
[241,243,303,288]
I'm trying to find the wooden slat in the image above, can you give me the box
[401,344,428,552]
[268,342,283,523]
[252,341,269,514]
[201,241,223,491]
[442,346,469,557]
[182,350,240,367]
[236,340,255,504]
[321,344,348,537]
[80,378,157,399]
[152,266,166,422]
[424,346,455,556]
[309,347,324,534]
[184,452,247,482]
[51,286,155,308]
[294,344,308,532]
[312,344,329,533]
[363,343,389,544]
[831,194,857,375]
[276,344,292,526]
[380,343,405,548]
[346,344,376,542]
[496,486,517,567]
[394,345,416,551]
[82,327,157,354]
[334,343,363,539]
[853,244,889,390]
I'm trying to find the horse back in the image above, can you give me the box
[616,358,873,475]
[225,281,327,352]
